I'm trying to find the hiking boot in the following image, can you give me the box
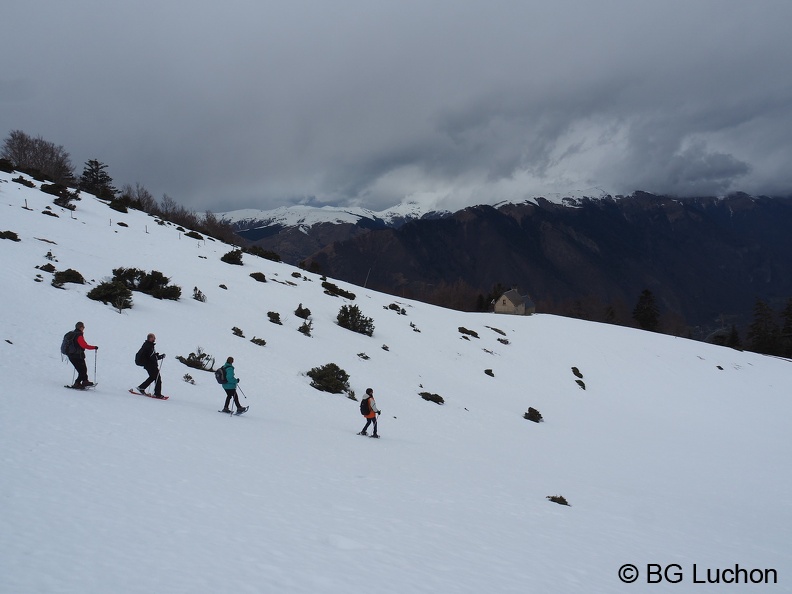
[358,430,368,436]
[82,381,94,387]
[71,383,84,390]
[220,408,232,413]
[153,394,166,399]
[370,434,380,439]
[235,406,249,415]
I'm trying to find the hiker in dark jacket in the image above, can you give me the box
[134,333,165,398]
[68,321,98,388]
[220,357,248,414]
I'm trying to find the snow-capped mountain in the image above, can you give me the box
[216,201,450,265]
[2,168,790,593]
[218,200,449,232]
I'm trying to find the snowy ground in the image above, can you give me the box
[1,170,790,593]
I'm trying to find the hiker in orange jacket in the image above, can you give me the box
[358,387,381,438]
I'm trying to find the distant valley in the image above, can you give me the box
[223,192,792,336]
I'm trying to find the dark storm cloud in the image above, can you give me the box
[2,1,791,212]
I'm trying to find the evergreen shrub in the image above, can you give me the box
[307,363,350,394]
[337,304,374,336]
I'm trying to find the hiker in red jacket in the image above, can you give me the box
[68,321,98,388]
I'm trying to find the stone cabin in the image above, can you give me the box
[493,289,536,315]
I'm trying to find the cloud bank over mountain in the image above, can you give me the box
[3,1,792,212]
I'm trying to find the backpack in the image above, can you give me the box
[360,396,370,416]
[134,348,146,367]
[215,366,227,384]
[60,330,78,356]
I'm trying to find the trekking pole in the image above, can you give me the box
[94,349,98,386]
[237,385,248,400]
[156,355,165,388]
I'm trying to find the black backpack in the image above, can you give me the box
[360,396,370,416]
[60,330,78,355]
[215,366,227,384]
[134,348,146,367]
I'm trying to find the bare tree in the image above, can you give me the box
[119,182,157,212]
[1,130,74,184]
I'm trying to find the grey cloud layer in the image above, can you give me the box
[2,1,791,211]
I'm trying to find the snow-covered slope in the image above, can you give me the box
[1,170,790,593]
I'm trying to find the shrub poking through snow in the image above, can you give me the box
[87,281,133,309]
[387,303,406,315]
[298,320,313,337]
[52,268,85,288]
[176,347,215,372]
[221,249,243,265]
[420,391,444,405]
[193,287,206,302]
[250,272,266,282]
[546,495,570,506]
[337,304,374,336]
[250,337,267,347]
[13,175,35,187]
[109,267,181,300]
[524,407,543,423]
[245,245,281,262]
[571,367,583,379]
[232,326,244,337]
[183,374,195,385]
[458,327,479,339]
[184,231,203,240]
[1,230,21,241]
[267,311,282,325]
[307,363,350,394]
[485,369,494,377]
[295,303,311,319]
[322,281,355,300]
[575,379,586,390]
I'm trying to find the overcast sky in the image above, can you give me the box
[3,1,792,213]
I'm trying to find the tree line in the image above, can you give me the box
[1,129,239,245]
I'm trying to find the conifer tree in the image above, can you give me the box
[632,289,660,331]
[746,298,780,355]
[780,297,792,358]
[725,324,742,349]
[79,159,116,199]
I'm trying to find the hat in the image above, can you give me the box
[75,321,84,329]
[366,388,373,395]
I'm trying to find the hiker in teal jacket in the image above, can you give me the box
[220,357,248,414]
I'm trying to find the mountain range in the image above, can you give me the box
[221,192,792,334]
